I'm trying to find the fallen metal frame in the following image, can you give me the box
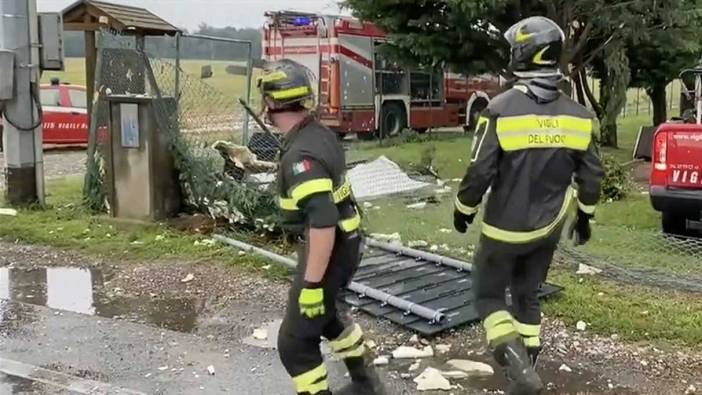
[213,235,563,335]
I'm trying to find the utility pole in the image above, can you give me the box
[0,0,44,205]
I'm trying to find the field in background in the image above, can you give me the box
[42,57,257,105]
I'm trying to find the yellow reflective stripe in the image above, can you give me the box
[329,324,363,352]
[523,336,541,348]
[335,344,366,359]
[496,115,593,151]
[260,70,288,83]
[270,86,312,100]
[333,179,352,203]
[292,363,328,394]
[339,212,361,232]
[483,310,517,343]
[290,178,333,204]
[482,187,575,243]
[455,196,479,216]
[578,199,596,215]
[514,322,541,338]
[278,197,297,211]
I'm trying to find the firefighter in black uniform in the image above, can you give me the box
[452,17,604,395]
[258,59,385,395]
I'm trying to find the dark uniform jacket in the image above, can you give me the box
[277,117,360,235]
[455,86,604,244]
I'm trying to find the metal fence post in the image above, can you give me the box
[636,88,640,116]
[243,41,253,145]
[175,32,181,103]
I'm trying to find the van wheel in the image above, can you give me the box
[379,102,406,139]
[662,211,688,236]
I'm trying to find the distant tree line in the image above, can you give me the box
[64,24,262,61]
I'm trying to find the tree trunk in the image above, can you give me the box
[647,84,668,126]
[572,69,587,106]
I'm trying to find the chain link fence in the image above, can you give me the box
[84,30,282,232]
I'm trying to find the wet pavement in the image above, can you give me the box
[0,266,202,333]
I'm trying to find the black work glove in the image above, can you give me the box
[453,210,475,234]
[571,210,593,246]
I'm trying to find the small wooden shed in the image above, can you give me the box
[61,0,180,118]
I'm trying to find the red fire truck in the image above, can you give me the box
[262,11,500,139]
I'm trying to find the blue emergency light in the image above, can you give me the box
[292,16,313,26]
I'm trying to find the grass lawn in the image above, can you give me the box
[0,176,286,280]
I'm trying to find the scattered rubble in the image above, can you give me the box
[0,208,18,216]
[559,364,573,373]
[576,321,588,331]
[446,359,494,377]
[406,202,427,210]
[408,240,429,248]
[392,345,434,359]
[685,384,697,394]
[180,273,195,283]
[414,367,452,391]
[364,340,377,349]
[409,361,421,371]
[435,344,451,354]
[439,370,469,379]
[576,263,603,275]
[373,356,390,366]
[439,228,451,233]
[369,232,402,243]
[409,334,419,343]
[363,202,374,209]
[252,327,268,341]
[435,186,452,194]
[207,365,215,375]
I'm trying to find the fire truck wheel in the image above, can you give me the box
[379,102,407,139]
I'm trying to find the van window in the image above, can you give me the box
[68,88,88,109]
[40,88,62,107]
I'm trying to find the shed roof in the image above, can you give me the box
[62,0,179,35]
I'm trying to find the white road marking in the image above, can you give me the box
[0,357,145,395]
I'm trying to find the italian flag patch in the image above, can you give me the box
[293,159,313,175]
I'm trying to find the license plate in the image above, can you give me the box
[669,169,702,187]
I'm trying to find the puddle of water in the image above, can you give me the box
[0,267,201,333]
[0,372,56,395]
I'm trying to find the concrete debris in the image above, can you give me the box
[409,334,419,343]
[435,344,451,354]
[364,340,377,349]
[435,186,452,194]
[429,245,439,252]
[414,367,452,391]
[181,273,195,283]
[559,364,573,373]
[194,238,217,247]
[348,156,432,200]
[640,360,648,367]
[363,202,374,209]
[253,327,268,341]
[392,346,434,359]
[409,361,421,371]
[439,370,469,379]
[400,373,412,379]
[373,356,390,366]
[408,240,429,248]
[158,366,169,371]
[576,263,603,275]
[406,202,427,209]
[207,365,215,375]
[446,360,494,377]
[576,321,587,331]
[370,232,402,243]
[439,228,451,233]
[685,384,697,394]
[437,179,446,187]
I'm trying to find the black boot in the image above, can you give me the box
[494,338,544,395]
[335,356,387,395]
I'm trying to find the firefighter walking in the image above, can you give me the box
[453,17,604,395]
[258,59,385,395]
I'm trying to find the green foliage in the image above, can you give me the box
[600,155,630,202]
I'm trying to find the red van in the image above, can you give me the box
[0,82,89,151]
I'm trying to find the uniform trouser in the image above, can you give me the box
[278,231,364,395]
[474,228,561,350]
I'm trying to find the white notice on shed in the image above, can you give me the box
[120,103,140,148]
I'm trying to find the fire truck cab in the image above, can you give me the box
[262,11,499,139]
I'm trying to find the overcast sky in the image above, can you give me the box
[37,0,347,30]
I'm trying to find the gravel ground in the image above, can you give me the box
[0,150,86,189]
[2,241,701,394]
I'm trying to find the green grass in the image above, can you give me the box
[0,176,287,280]
[544,269,702,346]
